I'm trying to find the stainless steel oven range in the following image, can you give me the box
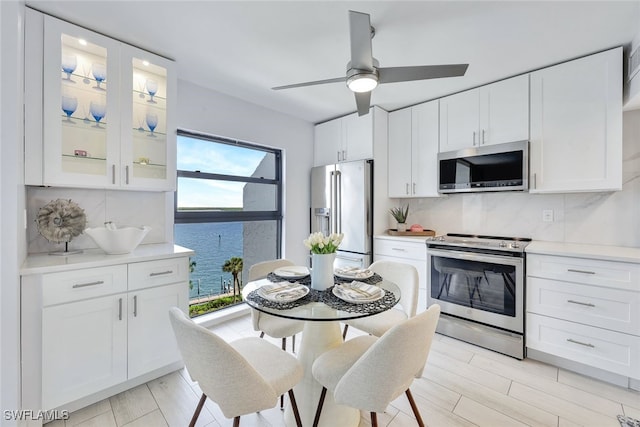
[426,233,531,359]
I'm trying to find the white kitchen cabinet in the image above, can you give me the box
[21,247,191,415]
[24,10,176,191]
[374,236,428,313]
[42,293,128,410]
[439,74,529,152]
[313,109,374,166]
[388,101,439,198]
[526,252,640,380]
[529,47,622,193]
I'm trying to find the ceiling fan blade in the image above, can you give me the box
[349,10,373,70]
[378,64,469,84]
[272,77,345,90]
[354,91,371,116]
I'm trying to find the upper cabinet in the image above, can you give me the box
[439,74,529,152]
[314,109,374,166]
[24,10,176,191]
[529,47,622,193]
[388,100,439,198]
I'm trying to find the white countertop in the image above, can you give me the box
[526,241,640,264]
[21,243,194,275]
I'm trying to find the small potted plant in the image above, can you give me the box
[389,205,409,232]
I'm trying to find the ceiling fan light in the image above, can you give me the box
[347,73,378,92]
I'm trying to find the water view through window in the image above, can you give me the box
[174,131,282,316]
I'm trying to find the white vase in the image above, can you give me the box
[311,252,336,291]
[397,222,407,232]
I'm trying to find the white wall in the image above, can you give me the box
[178,79,314,266]
[1,0,25,423]
[401,110,640,247]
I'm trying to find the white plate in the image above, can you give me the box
[273,266,310,279]
[257,283,309,302]
[332,283,385,304]
[334,268,374,280]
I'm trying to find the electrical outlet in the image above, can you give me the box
[542,209,554,222]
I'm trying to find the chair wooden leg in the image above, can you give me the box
[370,412,378,427]
[342,324,349,340]
[282,337,286,351]
[189,393,207,427]
[288,389,303,427]
[405,389,425,427]
[259,331,265,338]
[232,416,240,427]
[312,386,327,427]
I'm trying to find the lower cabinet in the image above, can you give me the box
[373,236,428,313]
[21,252,190,415]
[526,252,640,381]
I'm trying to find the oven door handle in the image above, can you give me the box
[427,247,524,267]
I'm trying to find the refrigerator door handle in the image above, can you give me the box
[330,170,336,234]
[335,170,342,234]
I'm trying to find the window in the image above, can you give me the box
[174,130,282,316]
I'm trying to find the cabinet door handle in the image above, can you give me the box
[482,129,486,144]
[413,183,416,194]
[342,150,346,161]
[125,165,130,185]
[405,183,409,195]
[337,151,341,161]
[133,295,138,317]
[567,299,596,308]
[112,165,116,185]
[118,298,123,321]
[566,338,595,348]
[72,280,104,289]
[567,269,596,275]
[472,131,476,146]
[533,173,537,189]
[150,270,173,277]
[391,247,406,252]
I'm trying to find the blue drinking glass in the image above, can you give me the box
[145,79,158,103]
[61,54,77,81]
[145,113,158,136]
[90,101,106,128]
[92,63,107,90]
[61,96,78,122]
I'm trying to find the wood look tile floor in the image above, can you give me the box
[49,313,640,427]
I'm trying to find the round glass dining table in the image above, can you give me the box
[242,275,401,427]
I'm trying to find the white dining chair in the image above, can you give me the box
[342,259,419,339]
[248,259,304,353]
[311,304,441,427]
[168,307,303,427]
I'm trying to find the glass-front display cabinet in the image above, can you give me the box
[25,10,176,191]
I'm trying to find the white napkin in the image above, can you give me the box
[335,281,382,301]
[335,267,373,278]
[259,282,307,301]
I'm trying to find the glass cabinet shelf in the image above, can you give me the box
[61,154,107,161]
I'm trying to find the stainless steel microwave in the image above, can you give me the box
[438,140,529,193]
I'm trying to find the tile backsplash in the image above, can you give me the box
[27,187,171,254]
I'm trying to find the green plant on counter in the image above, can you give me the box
[389,205,409,223]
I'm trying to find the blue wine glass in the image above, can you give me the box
[145,79,158,103]
[92,63,107,90]
[90,101,106,128]
[61,54,77,81]
[61,96,78,122]
[145,113,158,136]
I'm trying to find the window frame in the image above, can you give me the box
[174,129,283,255]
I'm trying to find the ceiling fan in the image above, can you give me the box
[272,10,469,116]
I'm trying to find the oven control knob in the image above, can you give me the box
[437,235,446,241]
[499,241,507,247]
[510,241,520,249]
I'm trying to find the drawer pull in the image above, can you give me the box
[566,338,595,348]
[391,248,406,252]
[567,299,596,308]
[133,295,138,317]
[118,298,123,321]
[72,280,104,289]
[149,270,173,277]
[567,268,596,275]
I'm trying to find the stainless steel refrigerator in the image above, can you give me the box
[310,159,373,269]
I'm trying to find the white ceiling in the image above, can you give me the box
[26,1,640,124]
